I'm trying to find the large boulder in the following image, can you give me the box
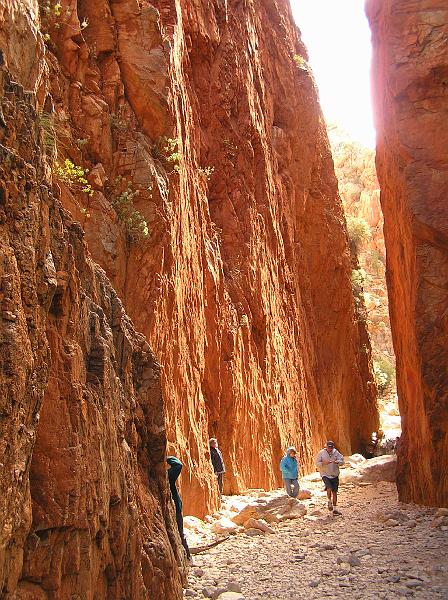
[231,495,306,525]
[341,455,396,484]
[348,453,367,468]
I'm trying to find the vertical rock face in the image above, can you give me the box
[367,0,448,506]
[2,0,378,515]
[0,71,183,598]
[329,127,398,436]
[0,0,378,520]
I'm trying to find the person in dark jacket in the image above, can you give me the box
[167,456,191,559]
[209,438,225,496]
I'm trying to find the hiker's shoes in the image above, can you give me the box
[327,500,333,511]
[332,508,342,516]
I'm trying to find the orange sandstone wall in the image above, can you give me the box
[0,0,378,521]
[0,69,183,598]
[367,0,448,507]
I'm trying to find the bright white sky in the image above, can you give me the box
[291,0,375,148]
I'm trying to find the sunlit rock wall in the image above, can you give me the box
[0,67,183,599]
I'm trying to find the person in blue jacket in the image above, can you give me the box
[167,456,191,559]
[280,446,300,498]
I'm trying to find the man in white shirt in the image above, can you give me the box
[316,441,344,515]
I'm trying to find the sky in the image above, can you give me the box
[290,0,375,148]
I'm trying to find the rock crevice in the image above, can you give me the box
[0,68,183,599]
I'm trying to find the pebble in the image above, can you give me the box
[186,481,448,599]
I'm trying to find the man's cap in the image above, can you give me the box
[326,440,335,448]
[209,438,217,444]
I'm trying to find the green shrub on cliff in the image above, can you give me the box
[56,159,93,196]
[373,356,395,394]
[293,54,309,71]
[111,182,149,243]
[346,215,371,251]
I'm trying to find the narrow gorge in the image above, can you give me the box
[0,0,446,598]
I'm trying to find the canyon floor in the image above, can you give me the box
[183,479,448,599]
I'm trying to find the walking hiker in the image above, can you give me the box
[209,438,225,496]
[316,440,344,515]
[280,446,299,498]
[167,455,192,560]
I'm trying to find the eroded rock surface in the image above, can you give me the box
[0,0,379,516]
[0,69,183,599]
[367,0,448,506]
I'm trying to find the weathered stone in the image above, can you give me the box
[0,69,183,599]
[211,517,239,535]
[243,518,274,534]
[0,0,378,521]
[367,0,448,508]
[341,455,396,484]
[216,592,245,600]
[298,489,312,500]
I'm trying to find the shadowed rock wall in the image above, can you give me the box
[367,0,448,507]
[0,69,183,599]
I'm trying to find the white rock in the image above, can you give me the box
[216,593,245,600]
[348,453,367,467]
[341,455,396,484]
[211,517,239,534]
[184,516,206,531]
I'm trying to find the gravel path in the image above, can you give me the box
[184,482,448,599]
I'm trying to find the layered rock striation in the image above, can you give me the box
[367,0,448,506]
[0,0,378,521]
[0,68,183,598]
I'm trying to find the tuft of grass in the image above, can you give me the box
[293,54,309,71]
[198,166,214,181]
[39,112,56,156]
[111,181,149,242]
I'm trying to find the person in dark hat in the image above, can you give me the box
[209,438,225,497]
[167,456,191,559]
[316,441,344,515]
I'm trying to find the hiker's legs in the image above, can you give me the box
[291,478,299,498]
[322,477,333,509]
[331,477,339,508]
[217,472,224,496]
[284,479,292,496]
[176,510,191,559]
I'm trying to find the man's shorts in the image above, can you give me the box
[322,476,339,492]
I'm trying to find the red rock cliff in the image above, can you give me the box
[0,69,183,598]
[367,0,448,507]
[0,0,378,524]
